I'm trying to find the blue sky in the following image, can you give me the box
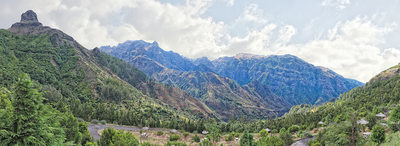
[0,0,400,82]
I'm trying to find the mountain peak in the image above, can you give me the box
[20,10,39,23]
[234,53,266,59]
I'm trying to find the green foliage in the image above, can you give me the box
[366,113,377,130]
[257,135,284,146]
[0,30,201,134]
[225,132,239,141]
[183,132,189,138]
[371,125,386,145]
[300,131,312,139]
[169,134,181,141]
[192,135,200,142]
[239,131,254,146]
[0,74,65,145]
[279,128,293,146]
[99,127,139,146]
[141,142,157,146]
[258,129,269,138]
[157,131,164,136]
[288,125,299,133]
[389,106,400,132]
[0,74,93,145]
[199,138,214,146]
[381,132,400,146]
[165,141,187,146]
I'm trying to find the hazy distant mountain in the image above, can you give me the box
[101,40,363,119]
[204,53,364,105]
[102,41,289,120]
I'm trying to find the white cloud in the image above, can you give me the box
[240,3,267,24]
[277,25,296,44]
[274,17,399,82]
[223,0,234,6]
[322,0,350,9]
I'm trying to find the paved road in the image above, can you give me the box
[291,137,314,146]
[88,124,170,140]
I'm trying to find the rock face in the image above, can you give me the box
[20,10,40,23]
[8,10,54,35]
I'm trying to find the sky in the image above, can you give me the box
[1,0,400,82]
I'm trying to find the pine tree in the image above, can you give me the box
[240,130,255,146]
[0,88,14,144]
[3,74,64,145]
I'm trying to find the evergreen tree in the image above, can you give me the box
[5,74,65,145]
[279,128,293,146]
[240,130,255,146]
[257,135,284,146]
[371,125,385,145]
[0,88,13,143]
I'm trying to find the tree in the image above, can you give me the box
[371,125,385,145]
[389,106,400,131]
[258,129,269,138]
[98,127,139,146]
[192,135,200,142]
[279,128,293,146]
[0,88,13,143]
[257,135,284,146]
[1,74,65,145]
[240,131,255,146]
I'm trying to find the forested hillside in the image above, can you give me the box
[0,10,211,144]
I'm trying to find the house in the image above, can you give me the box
[171,129,178,133]
[202,130,209,135]
[357,119,369,125]
[142,127,149,131]
[140,133,148,139]
[376,113,386,118]
[362,132,371,138]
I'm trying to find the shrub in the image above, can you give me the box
[169,134,181,141]
[288,125,299,133]
[91,119,99,124]
[192,135,200,142]
[100,120,106,125]
[199,138,213,146]
[183,132,189,138]
[225,134,234,141]
[165,141,187,146]
[301,132,313,138]
[226,132,240,141]
[258,129,269,138]
[271,129,278,133]
[157,131,164,136]
[371,125,386,145]
[141,142,157,146]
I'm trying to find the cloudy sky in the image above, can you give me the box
[1,0,400,82]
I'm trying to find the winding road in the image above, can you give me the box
[291,137,314,146]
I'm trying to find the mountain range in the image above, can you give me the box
[100,40,363,120]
